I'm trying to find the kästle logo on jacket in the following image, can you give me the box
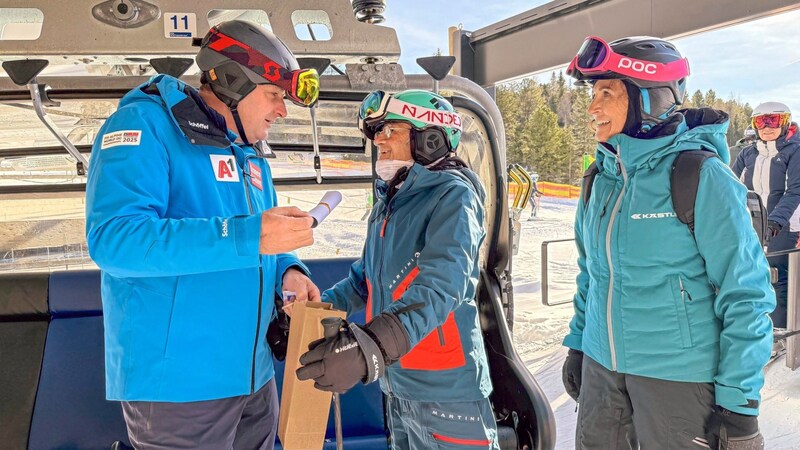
[631,212,677,220]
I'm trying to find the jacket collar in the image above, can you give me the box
[126,74,237,148]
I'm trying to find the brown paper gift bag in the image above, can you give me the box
[278,302,346,450]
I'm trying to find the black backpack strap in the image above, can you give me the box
[581,162,600,208]
[671,150,718,233]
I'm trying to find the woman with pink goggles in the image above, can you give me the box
[562,36,773,450]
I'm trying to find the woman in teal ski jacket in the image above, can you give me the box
[562,36,774,450]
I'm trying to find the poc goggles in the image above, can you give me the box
[357,90,462,139]
[752,113,790,130]
[206,29,320,107]
[566,36,690,83]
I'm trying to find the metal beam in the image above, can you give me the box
[0,0,400,65]
[454,0,800,86]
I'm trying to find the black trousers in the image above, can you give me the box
[575,355,715,450]
[122,378,279,450]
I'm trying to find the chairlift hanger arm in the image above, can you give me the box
[27,82,89,174]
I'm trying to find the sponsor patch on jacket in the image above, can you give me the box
[249,161,263,191]
[209,154,240,182]
[101,130,141,149]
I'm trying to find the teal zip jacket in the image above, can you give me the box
[86,75,306,402]
[323,163,493,402]
[563,109,775,415]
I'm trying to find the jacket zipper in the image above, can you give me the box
[595,188,615,244]
[242,152,264,394]
[606,157,627,371]
[377,204,393,397]
[679,277,693,302]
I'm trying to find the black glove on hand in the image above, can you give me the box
[767,220,782,239]
[706,406,763,450]
[561,349,583,401]
[296,313,411,393]
[266,302,290,361]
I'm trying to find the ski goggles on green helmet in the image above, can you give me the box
[358,90,463,139]
[358,90,391,139]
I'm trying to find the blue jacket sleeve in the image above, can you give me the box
[563,190,589,351]
[694,159,775,416]
[85,106,262,278]
[385,185,485,346]
[321,253,368,316]
[769,144,800,226]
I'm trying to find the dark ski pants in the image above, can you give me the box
[766,229,797,328]
[121,378,278,450]
[576,355,715,450]
[386,395,499,449]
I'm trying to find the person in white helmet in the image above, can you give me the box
[732,101,800,328]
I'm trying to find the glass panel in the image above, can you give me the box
[456,106,494,266]
[0,195,93,273]
[0,8,43,40]
[0,100,117,150]
[0,99,501,271]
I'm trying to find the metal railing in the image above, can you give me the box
[540,238,576,306]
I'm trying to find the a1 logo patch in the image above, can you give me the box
[209,154,240,182]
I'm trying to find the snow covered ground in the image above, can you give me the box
[510,197,800,450]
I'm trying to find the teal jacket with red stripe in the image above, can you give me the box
[323,163,493,401]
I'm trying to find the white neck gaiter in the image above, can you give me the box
[375,159,414,181]
[753,140,779,204]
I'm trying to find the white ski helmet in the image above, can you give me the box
[752,101,791,118]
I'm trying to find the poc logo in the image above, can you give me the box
[188,120,209,130]
[618,57,657,74]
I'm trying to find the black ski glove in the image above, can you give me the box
[561,349,583,401]
[296,313,411,393]
[767,220,782,239]
[706,406,763,450]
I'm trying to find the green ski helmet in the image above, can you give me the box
[358,89,463,164]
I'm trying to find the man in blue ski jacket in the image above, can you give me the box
[85,20,321,449]
[295,89,498,449]
[562,36,774,450]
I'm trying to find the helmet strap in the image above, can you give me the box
[621,81,643,136]
[230,103,251,146]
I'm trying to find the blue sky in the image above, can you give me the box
[381,1,800,118]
